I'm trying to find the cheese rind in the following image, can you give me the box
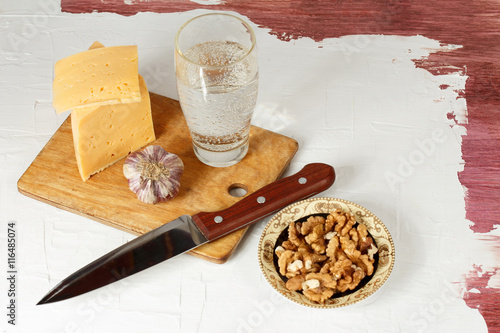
[53,45,141,113]
[71,75,155,181]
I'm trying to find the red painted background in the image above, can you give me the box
[61,0,500,330]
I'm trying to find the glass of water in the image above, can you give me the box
[175,13,258,167]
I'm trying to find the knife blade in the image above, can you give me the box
[37,163,335,305]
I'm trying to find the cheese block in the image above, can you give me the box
[53,45,141,113]
[89,41,105,50]
[71,75,156,181]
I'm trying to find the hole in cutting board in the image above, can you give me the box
[228,183,248,197]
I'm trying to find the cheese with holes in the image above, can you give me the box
[53,45,141,113]
[71,75,155,181]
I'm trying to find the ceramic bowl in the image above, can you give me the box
[258,197,395,308]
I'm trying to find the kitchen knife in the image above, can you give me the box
[37,163,335,305]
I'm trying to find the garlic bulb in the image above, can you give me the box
[123,145,184,204]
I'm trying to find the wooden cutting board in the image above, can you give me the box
[17,93,298,264]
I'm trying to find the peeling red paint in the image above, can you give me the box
[447,112,457,123]
[61,0,500,330]
[465,265,500,330]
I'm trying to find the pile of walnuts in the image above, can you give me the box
[275,209,378,303]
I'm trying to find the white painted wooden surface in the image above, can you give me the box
[0,2,492,332]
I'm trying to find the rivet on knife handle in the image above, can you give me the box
[191,163,336,241]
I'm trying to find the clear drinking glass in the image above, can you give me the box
[175,13,258,167]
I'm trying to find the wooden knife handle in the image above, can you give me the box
[191,163,335,241]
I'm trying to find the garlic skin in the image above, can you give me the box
[123,145,184,204]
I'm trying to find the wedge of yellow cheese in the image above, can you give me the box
[71,75,155,181]
[89,41,105,50]
[53,45,141,113]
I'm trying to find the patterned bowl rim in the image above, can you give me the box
[257,197,395,309]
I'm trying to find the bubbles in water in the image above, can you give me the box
[177,40,259,153]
